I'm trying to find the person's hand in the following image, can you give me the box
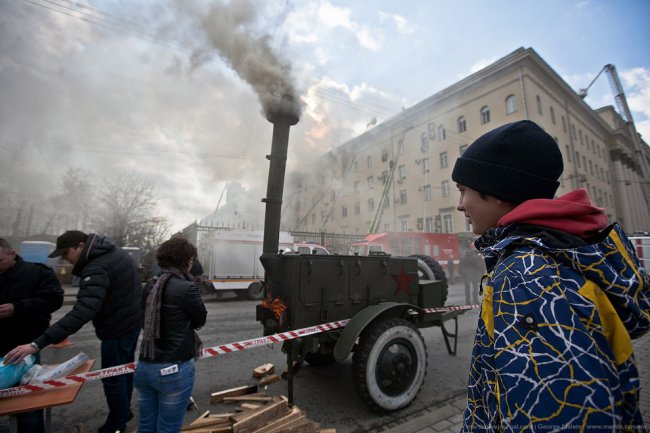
[3,343,38,365]
[0,303,15,319]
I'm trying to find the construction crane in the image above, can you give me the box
[580,64,650,207]
[368,158,398,233]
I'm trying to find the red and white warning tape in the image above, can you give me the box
[0,304,479,399]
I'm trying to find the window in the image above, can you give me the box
[422,157,430,174]
[442,214,453,233]
[576,152,581,168]
[425,217,434,232]
[424,185,432,201]
[427,122,436,140]
[381,170,388,184]
[368,198,374,213]
[506,95,516,114]
[536,95,543,115]
[367,155,372,169]
[438,125,446,140]
[420,132,429,153]
[459,144,468,155]
[367,176,373,189]
[457,116,467,133]
[400,220,408,231]
[562,116,567,133]
[398,165,406,180]
[571,124,576,139]
[579,130,583,145]
[355,202,360,215]
[480,106,490,124]
[398,140,404,156]
[589,160,594,175]
[441,180,450,197]
[381,149,389,162]
[399,189,407,205]
[586,135,590,150]
[565,145,572,162]
[550,106,556,124]
[342,206,347,217]
[439,151,448,169]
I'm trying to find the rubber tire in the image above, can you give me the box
[246,281,265,301]
[410,254,448,305]
[352,318,428,413]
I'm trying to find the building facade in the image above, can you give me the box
[285,47,650,236]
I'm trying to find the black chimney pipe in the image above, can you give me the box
[261,104,299,257]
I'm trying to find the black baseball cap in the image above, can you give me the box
[48,230,88,258]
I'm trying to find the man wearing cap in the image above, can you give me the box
[0,238,63,433]
[5,231,142,433]
[452,120,649,431]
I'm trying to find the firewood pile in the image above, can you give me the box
[178,363,335,433]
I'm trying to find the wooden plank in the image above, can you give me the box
[262,417,316,433]
[231,398,289,433]
[319,430,337,433]
[240,403,262,410]
[189,411,211,425]
[210,384,259,404]
[223,396,273,403]
[180,428,232,433]
[259,374,281,386]
[249,407,303,433]
[252,363,275,378]
[181,417,231,431]
[281,419,320,433]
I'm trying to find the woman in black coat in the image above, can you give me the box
[134,238,207,433]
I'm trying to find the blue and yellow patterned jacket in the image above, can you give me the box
[463,222,650,432]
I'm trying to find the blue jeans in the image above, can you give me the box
[134,359,195,433]
[100,325,140,431]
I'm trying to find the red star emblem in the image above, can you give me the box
[391,266,415,295]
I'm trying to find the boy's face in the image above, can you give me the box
[456,184,516,235]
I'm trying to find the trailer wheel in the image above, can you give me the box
[246,281,265,300]
[410,254,448,305]
[352,318,427,413]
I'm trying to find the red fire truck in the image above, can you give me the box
[349,232,460,273]
[629,234,650,269]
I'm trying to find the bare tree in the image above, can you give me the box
[95,172,170,251]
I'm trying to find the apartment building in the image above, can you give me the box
[285,47,650,236]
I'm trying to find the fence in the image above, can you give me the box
[289,231,365,255]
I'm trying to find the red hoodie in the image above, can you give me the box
[497,188,609,239]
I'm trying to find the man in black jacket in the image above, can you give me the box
[0,238,63,433]
[6,231,143,433]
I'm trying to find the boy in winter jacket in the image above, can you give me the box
[451,120,650,432]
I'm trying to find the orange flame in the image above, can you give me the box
[261,296,286,320]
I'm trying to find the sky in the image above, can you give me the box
[1,0,649,233]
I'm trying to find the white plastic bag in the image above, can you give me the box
[22,352,89,384]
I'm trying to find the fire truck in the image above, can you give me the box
[349,232,460,269]
[629,234,650,269]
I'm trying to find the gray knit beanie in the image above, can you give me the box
[451,120,563,204]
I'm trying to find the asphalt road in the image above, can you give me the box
[1,281,479,433]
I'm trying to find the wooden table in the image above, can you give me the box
[0,359,95,433]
